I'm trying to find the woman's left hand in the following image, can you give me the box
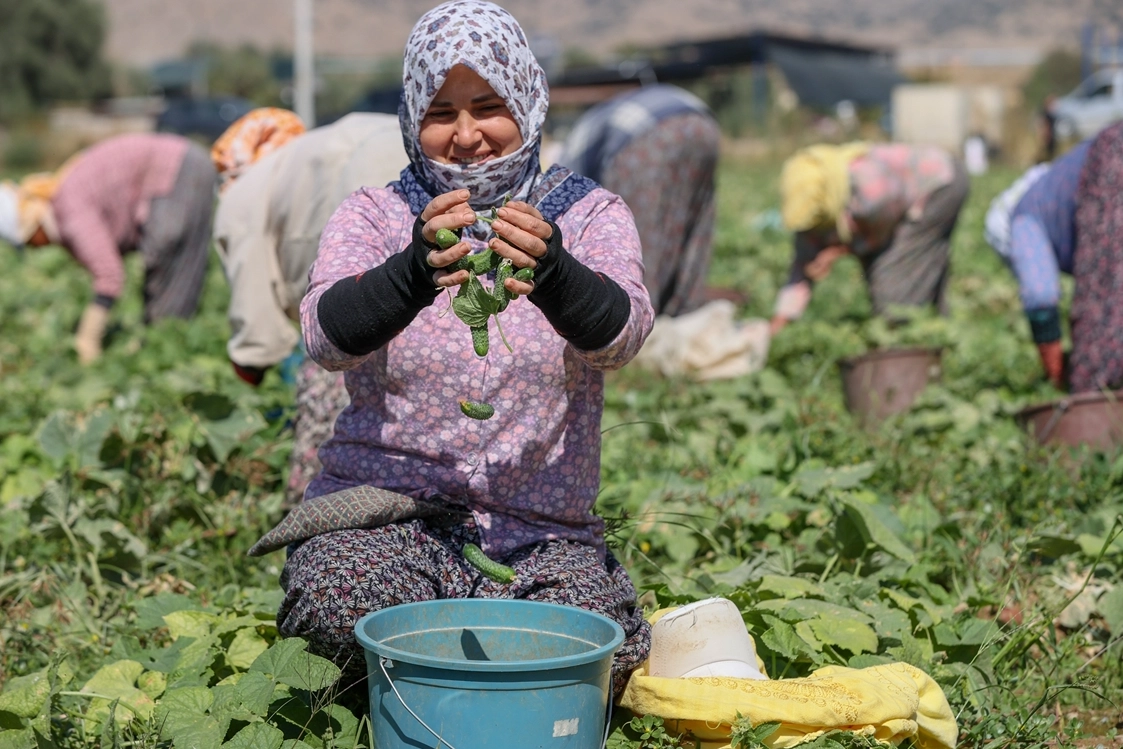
[489,201,553,296]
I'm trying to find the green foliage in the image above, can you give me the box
[2,159,1122,749]
[1,130,44,171]
[0,0,112,122]
[608,715,688,749]
[1022,48,1084,112]
[0,596,350,746]
[729,715,780,748]
[561,46,600,70]
[185,42,285,106]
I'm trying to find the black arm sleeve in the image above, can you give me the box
[527,221,632,351]
[786,230,828,287]
[316,218,442,356]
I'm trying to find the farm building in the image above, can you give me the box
[545,31,905,136]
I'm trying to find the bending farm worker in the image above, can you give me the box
[210,108,409,505]
[983,121,1123,391]
[559,83,721,317]
[0,133,217,364]
[770,141,969,336]
[269,0,655,699]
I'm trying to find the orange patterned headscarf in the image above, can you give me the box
[211,107,306,192]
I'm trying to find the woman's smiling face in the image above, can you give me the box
[419,64,523,166]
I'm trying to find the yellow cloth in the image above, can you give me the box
[211,107,306,192]
[618,608,957,749]
[779,142,869,241]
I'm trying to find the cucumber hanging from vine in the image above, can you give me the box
[444,196,535,420]
[435,228,460,250]
[458,400,496,421]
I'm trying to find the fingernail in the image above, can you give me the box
[459,190,469,198]
[492,220,505,231]
[497,208,508,218]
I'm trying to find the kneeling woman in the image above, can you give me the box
[275,0,655,696]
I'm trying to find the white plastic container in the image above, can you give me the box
[648,597,768,680]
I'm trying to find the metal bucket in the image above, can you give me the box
[355,599,624,749]
[1016,391,1123,451]
[838,347,943,425]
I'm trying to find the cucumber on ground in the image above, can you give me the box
[463,542,516,583]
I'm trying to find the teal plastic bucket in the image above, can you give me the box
[355,599,625,749]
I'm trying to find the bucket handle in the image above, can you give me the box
[379,655,615,749]
[1037,398,1070,444]
[380,656,461,749]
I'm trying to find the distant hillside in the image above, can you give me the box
[102,0,1123,68]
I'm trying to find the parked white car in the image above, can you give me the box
[1053,67,1123,142]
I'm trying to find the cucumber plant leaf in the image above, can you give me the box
[0,668,52,719]
[248,637,341,692]
[222,722,285,749]
[451,272,498,328]
[837,494,917,564]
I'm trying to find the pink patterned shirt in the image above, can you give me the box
[774,143,958,317]
[300,185,654,557]
[51,133,189,298]
[846,144,957,253]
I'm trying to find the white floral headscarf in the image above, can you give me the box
[399,0,549,209]
[0,183,19,247]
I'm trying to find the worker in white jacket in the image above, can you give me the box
[211,109,409,505]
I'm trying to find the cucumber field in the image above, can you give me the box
[1,157,1121,748]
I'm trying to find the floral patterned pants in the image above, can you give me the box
[277,518,652,698]
[1071,121,1123,393]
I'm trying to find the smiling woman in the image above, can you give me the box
[270,0,656,704]
[419,65,524,166]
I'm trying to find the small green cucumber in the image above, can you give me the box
[470,324,489,357]
[435,228,460,250]
[507,267,535,298]
[485,248,503,272]
[450,248,499,275]
[463,542,516,583]
[458,399,495,420]
[493,259,514,312]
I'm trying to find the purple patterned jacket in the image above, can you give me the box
[300,184,653,557]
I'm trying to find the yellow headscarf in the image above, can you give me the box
[779,142,869,241]
[211,107,306,192]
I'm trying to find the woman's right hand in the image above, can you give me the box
[804,245,849,282]
[420,189,477,288]
[1037,340,1065,389]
